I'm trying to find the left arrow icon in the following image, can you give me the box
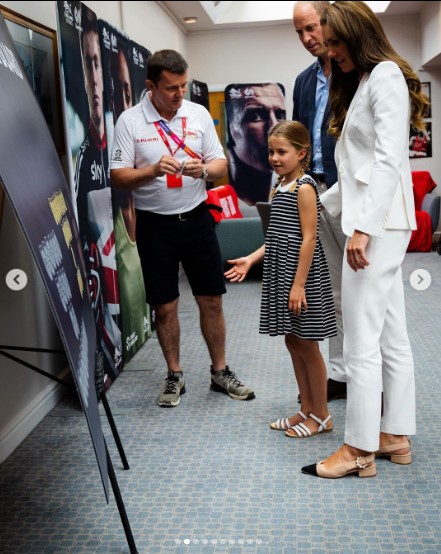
[5,269,28,291]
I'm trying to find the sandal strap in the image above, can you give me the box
[274,418,290,429]
[298,410,307,420]
[291,422,312,437]
[309,413,331,432]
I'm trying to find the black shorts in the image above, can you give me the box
[136,205,227,306]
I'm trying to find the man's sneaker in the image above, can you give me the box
[210,366,255,400]
[157,371,186,407]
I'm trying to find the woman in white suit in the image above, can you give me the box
[302,1,429,479]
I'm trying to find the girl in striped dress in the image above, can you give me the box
[225,121,337,438]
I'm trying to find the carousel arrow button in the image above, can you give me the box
[5,269,28,291]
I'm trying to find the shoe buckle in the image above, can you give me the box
[355,456,368,469]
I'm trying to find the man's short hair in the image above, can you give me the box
[81,5,98,39]
[294,1,330,18]
[147,49,188,85]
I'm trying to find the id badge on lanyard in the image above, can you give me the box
[154,118,201,188]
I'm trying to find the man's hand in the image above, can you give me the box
[154,155,181,176]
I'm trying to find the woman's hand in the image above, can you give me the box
[288,284,307,315]
[347,230,370,271]
[224,257,252,282]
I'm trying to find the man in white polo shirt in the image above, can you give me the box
[110,49,255,407]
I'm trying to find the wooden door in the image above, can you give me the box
[209,91,229,187]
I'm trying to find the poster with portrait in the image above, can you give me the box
[99,19,151,361]
[56,1,122,391]
[225,82,286,209]
[409,123,432,158]
[189,79,209,111]
[0,11,108,499]
[131,42,151,105]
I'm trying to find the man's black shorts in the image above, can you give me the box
[136,205,227,306]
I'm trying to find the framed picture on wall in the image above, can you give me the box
[0,6,65,155]
[421,81,431,118]
[409,122,432,158]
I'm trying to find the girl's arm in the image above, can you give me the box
[224,244,265,283]
[289,184,318,315]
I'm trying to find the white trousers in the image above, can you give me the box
[342,229,416,452]
[319,205,347,382]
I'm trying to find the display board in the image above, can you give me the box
[0,11,108,500]
[99,19,151,360]
[56,0,123,389]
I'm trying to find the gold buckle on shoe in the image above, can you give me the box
[355,456,368,469]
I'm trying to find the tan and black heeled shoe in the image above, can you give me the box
[375,439,411,465]
[301,454,377,479]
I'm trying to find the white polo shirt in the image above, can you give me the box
[110,93,226,214]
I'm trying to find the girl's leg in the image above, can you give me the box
[270,334,309,428]
[285,334,330,434]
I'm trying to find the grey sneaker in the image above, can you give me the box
[157,371,186,407]
[210,366,255,400]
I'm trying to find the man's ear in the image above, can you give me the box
[146,79,153,92]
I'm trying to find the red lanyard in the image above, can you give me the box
[154,118,202,160]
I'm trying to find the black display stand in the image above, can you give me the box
[0,345,138,554]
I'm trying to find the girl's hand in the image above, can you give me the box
[225,257,252,282]
[288,284,307,315]
[347,230,370,272]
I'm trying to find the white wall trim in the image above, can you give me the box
[0,367,71,463]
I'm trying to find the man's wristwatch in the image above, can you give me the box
[200,165,208,180]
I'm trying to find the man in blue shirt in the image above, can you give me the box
[293,1,347,401]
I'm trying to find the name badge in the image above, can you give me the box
[166,173,183,188]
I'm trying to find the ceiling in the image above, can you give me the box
[158,1,429,34]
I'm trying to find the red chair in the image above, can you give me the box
[206,184,243,221]
[407,171,440,252]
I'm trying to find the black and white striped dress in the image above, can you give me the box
[259,175,337,340]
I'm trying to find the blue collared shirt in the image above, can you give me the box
[312,61,330,175]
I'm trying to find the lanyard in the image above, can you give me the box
[154,118,202,160]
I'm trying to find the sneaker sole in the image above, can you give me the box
[210,382,255,400]
[157,386,186,407]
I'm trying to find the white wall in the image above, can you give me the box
[121,1,187,57]
[187,23,308,118]
[421,0,441,66]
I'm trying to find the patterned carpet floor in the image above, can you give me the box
[1,252,440,553]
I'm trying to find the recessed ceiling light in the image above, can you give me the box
[183,16,198,24]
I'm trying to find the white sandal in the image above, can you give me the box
[270,411,307,431]
[285,413,332,438]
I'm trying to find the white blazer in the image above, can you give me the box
[321,61,417,238]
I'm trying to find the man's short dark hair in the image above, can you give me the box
[147,49,188,85]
